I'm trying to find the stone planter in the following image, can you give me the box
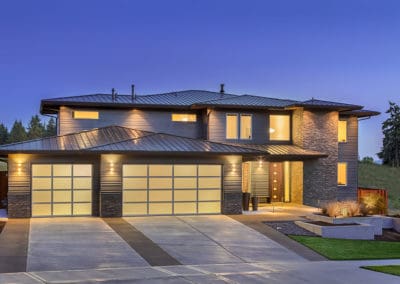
[377,215,394,229]
[306,214,383,235]
[393,217,400,233]
[295,221,375,240]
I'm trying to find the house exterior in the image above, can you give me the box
[0,86,379,218]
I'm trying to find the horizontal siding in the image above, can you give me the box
[59,107,204,139]
[250,161,269,197]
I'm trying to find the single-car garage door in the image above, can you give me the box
[123,164,221,216]
[31,164,92,217]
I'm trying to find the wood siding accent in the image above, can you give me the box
[269,162,283,202]
[59,107,203,138]
[338,116,358,200]
[290,161,303,204]
[250,161,269,197]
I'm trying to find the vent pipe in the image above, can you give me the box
[131,84,136,101]
[220,83,225,94]
[111,88,116,101]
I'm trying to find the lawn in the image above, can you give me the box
[358,162,400,212]
[289,235,400,260]
[361,265,400,277]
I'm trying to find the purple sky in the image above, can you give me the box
[1,0,399,159]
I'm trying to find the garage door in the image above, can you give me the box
[31,164,92,217]
[123,164,221,216]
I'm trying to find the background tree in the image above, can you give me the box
[0,123,8,145]
[8,120,28,143]
[361,156,374,164]
[378,101,400,167]
[45,117,57,137]
[27,115,45,139]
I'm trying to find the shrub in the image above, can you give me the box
[360,194,387,215]
[322,200,362,217]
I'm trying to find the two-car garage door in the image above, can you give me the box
[123,164,222,216]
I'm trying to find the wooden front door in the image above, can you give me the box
[269,162,284,202]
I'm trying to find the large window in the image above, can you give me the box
[269,114,291,141]
[73,111,99,120]
[240,114,252,139]
[226,114,238,139]
[338,162,347,186]
[172,113,197,122]
[338,120,347,142]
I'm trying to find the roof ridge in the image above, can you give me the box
[87,130,158,150]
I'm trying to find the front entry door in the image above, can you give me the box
[269,162,284,202]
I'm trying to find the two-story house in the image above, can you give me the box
[0,85,379,218]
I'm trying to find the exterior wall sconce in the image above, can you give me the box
[109,162,114,172]
[17,162,22,175]
[258,157,263,168]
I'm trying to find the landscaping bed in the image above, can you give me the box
[0,221,5,234]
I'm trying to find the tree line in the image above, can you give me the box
[379,101,400,167]
[0,115,56,145]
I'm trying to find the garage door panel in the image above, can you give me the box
[32,165,52,177]
[123,164,147,177]
[149,190,172,202]
[124,203,147,215]
[73,203,92,215]
[198,202,221,214]
[149,178,172,189]
[53,203,72,216]
[198,165,221,176]
[149,165,172,176]
[174,178,197,189]
[73,178,92,190]
[73,164,92,176]
[198,177,221,189]
[174,202,197,214]
[32,178,52,190]
[174,190,197,201]
[53,191,72,202]
[53,178,72,190]
[74,190,92,202]
[123,190,147,202]
[123,178,147,190]
[32,191,52,203]
[174,165,197,176]
[198,189,221,201]
[53,165,71,176]
[32,204,52,216]
[149,203,172,215]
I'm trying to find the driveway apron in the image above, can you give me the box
[125,215,304,265]
[27,217,148,271]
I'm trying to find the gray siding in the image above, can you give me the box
[59,107,204,138]
[208,109,280,144]
[337,116,358,200]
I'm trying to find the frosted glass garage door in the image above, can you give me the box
[31,164,92,217]
[123,164,221,216]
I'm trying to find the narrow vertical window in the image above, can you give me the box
[338,120,347,142]
[338,162,347,186]
[240,114,252,139]
[226,114,238,139]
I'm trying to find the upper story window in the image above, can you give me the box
[226,114,238,139]
[73,111,99,120]
[338,162,347,186]
[226,113,252,140]
[171,113,197,122]
[269,114,290,141]
[240,114,252,139]
[338,120,347,142]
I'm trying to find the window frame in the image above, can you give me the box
[338,120,348,143]
[226,113,239,140]
[337,162,347,186]
[171,113,197,123]
[268,113,292,143]
[240,114,252,140]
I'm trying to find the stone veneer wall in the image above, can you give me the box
[301,110,339,207]
[222,155,243,214]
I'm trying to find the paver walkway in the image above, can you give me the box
[27,217,148,271]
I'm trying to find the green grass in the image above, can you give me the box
[358,162,400,212]
[361,265,400,276]
[289,235,400,260]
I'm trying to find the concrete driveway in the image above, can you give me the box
[124,215,304,265]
